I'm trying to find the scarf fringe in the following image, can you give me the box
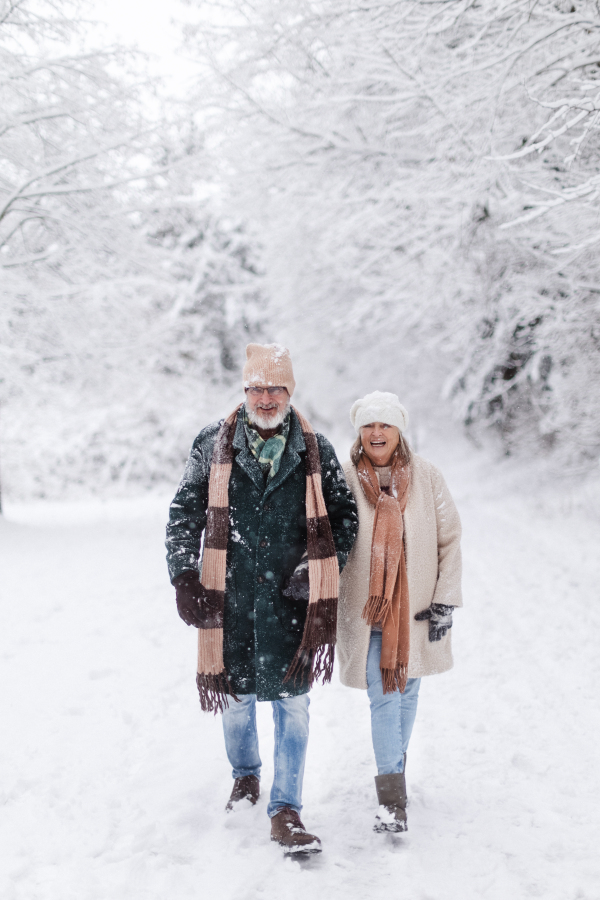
[381,665,409,695]
[283,598,337,687]
[284,644,336,688]
[196,672,239,714]
[311,643,335,684]
[362,594,392,625]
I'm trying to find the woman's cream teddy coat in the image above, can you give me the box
[338,454,463,688]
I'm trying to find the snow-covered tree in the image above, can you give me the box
[0,0,157,503]
[0,1,267,502]
[441,1,600,464]
[184,0,600,466]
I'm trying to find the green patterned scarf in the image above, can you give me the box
[243,406,290,480]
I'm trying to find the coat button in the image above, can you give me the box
[260,540,267,548]
[263,504,271,511]
[257,575,265,583]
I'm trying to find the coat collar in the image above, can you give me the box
[232,407,264,491]
[231,406,306,495]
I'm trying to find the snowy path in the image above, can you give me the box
[1,446,599,900]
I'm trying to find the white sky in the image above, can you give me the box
[93,0,198,92]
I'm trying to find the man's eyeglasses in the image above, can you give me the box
[246,386,286,396]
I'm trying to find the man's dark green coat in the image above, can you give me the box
[166,408,359,701]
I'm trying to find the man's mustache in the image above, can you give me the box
[256,403,278,410]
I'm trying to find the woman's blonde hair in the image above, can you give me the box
[350,429,412,468]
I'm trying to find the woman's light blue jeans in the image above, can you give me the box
[366,630,421,775]
[221,692,310,818]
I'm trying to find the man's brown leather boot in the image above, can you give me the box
[270,807,322,854]
[225,775,260,812]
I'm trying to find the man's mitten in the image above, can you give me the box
[414,603,454,642]
[282,555,310,603]
[173,570,205,627]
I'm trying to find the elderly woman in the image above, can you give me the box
[338,391,462,833]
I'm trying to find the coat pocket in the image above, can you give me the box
[276,592,307,635]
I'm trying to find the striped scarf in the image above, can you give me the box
[196,404,339,713]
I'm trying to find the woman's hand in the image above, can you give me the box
[414,603,454,641]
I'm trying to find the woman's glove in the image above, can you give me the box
[173,570,205,627]
[282,556,310,602]
[414,603,454,642]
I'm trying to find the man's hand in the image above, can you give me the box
[173,570,205,627]
[282,556,310,602]
[414,603,454,642]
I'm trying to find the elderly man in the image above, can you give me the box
[166,343,358,854]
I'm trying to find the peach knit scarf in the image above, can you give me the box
[357,449,411,693]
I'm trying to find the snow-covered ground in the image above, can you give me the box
[1,432,599,900]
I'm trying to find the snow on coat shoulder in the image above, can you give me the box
[337,454,463,689]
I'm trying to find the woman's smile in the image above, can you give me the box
[360,422,400,466]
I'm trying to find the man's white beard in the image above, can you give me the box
[246,399,290,432]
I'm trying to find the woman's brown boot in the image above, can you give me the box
[373,773,408,833]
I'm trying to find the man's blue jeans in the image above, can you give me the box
[366,629,421,775]
[221,693,310,818]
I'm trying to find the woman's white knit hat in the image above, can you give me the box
[350,391,409,433]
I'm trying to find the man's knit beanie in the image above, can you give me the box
[243,343,296,396]
[350,391,409,433]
